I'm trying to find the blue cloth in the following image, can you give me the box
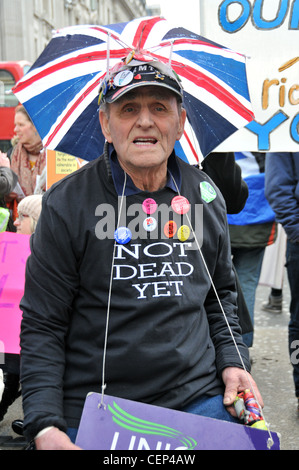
[232,246,265,347]
[182,394,240,424]
[227,152,275,226]
[67,427,78,443]
[265,152,299,243]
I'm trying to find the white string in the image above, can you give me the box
[99,172,127,409]
[168,40,174,67]
[106,32,111,78]
[169,172,274,448]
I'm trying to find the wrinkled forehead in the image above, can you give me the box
[110,85,180,105]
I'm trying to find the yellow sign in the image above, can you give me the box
[200,0,299,152]
[55,152,78,175]
[46,149,88,189]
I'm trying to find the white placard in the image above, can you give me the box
[199,0,299,152]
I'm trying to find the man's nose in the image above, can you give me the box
[136,108,153,126]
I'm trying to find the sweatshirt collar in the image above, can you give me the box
[108,143,182,196]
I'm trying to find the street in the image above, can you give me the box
[0,275,298,451]
[251,278,299,451]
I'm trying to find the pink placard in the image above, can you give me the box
[0,232,31,355]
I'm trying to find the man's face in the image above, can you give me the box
[99,86,186,174]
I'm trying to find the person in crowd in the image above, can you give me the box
[202,152,249,215]
[260,223,287,314]
[0,152,18,232]
[0,370,4,403]
[265,152,299,412]
[10,105,46,197]
[14,194,43,235]
[0,195,42,426]
[202,152,253,338]
[227,152,277,347]
[20,58,263,450]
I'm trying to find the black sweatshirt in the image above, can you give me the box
[20,151,250,440]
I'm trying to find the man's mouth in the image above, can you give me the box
[133,137,158,145]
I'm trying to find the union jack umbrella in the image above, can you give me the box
[13,16,254,164]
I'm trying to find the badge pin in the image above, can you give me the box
[114,227,132,245]
[164,220,177,238]
[142,198,157,215]
[177,225,191,242]
[171,196,190,215]
[114,70,134,87]
[200,181,217,203]
[143,217,157,232]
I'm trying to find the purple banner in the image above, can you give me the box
[75,393,280,450]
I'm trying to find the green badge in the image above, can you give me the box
[200,181,217,203]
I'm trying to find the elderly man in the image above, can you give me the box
[20,58,262,450]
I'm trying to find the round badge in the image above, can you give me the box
[114,227,132,245]
[114,70,134,87]
[164,220,177,238]
[171,196,190,214]
[177,225,191,242]
[142,198,157,215]
[143,217,157,232]
[200,181,217,203]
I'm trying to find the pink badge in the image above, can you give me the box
[142,198,157,215]
[171,196,190,214]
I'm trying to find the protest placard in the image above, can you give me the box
[0,232,30,355]
[46,149,88,189]
[199,0,299,152]
[75,392,280,450]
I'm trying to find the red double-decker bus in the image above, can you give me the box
[0,61,31,153]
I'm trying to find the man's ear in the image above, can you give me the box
[99,109,112,143]
[177,108,187,141]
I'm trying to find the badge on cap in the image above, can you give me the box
[114,70,134,87]
[171,196,190,215]
[200,182,217,203]
[114,227,132,244]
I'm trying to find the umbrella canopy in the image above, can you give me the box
[13,16,254,164]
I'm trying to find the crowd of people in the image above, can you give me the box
[0,57,298,451]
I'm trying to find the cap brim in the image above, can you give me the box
[105,81,183,103]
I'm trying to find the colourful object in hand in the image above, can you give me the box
[234,389,267,430]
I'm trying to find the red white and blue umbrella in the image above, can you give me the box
[13,16,254,164]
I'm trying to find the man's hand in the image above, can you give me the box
[222,367,264,417]
[35,427,81,450]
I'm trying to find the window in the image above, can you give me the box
[0,70,18,108]
[90,0,97,10]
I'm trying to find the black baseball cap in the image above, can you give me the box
[99,59,183,104]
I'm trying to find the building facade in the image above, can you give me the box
[0,0,154,63]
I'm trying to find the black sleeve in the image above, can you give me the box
[0,167,18,196]
[20,193,79,440]
[202,152,248,214]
